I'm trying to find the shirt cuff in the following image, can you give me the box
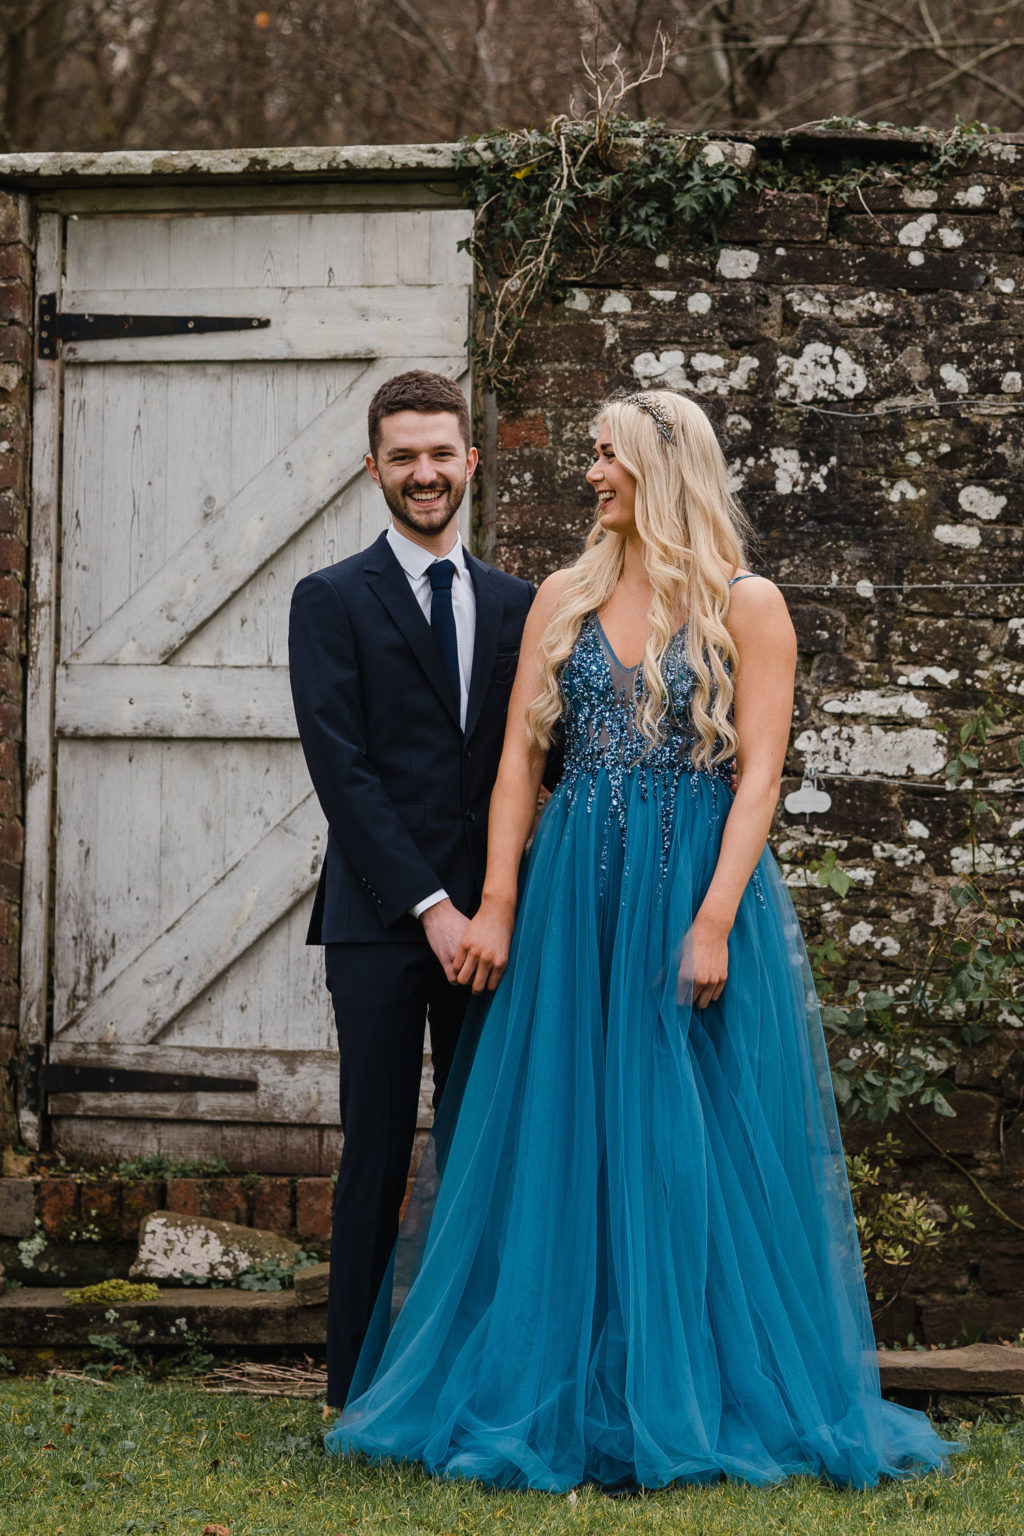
[411,889,448,919]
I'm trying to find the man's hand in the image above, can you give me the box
[420,898,471,984]
[453,896,516,995]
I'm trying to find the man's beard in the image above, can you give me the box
[382,477,466,536]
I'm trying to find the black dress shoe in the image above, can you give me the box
[601,1481,643,1499]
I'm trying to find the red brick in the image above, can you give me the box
[250,1176,293,1233]
[0,283,29,325]
[0,537,25,580]
[0,656,22,698]
[120,1178,164,1240]
[165,1177,201,1216]
[0,860,21,899]
[0,197,30,243]
[498,413,551,451]
[0,329,30,369]
[204,1177,248,1225]
[38,1176,78,1235]
[0,492,25,536]
[0,821,23,864]
[0,452,24,493]
[0,982,16,1028]
[79,1180,120,1236]
[0,246,30,284]
[0,574,24,616]
[295,1178,334,1241]
[0,938,18,980]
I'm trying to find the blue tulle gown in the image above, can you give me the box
[326,602,962,1491]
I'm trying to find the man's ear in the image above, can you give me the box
[365,451,382,488]
[465,446,480,479]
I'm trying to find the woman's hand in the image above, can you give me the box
[453,896,516,995]
[678,912,731,1009]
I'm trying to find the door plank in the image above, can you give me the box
[51,1117,345,1176]
[54,793,324,1045]
[59,285,469,362]
[45,1043,435,1128]
[56,664,298,737]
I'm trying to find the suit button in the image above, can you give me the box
[464,747,473,759]
[465,809,476,822]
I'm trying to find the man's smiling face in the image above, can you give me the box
[367,410,478,542]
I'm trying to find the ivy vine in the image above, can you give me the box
[454,112,1002,395]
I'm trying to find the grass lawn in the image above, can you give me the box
[1,1376,1022,1536]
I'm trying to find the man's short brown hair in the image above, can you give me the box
[367,370,471,457]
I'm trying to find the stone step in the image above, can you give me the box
[877,1342,1024,1394]
[3,1288,1024,1395]
[0,1285,326,1361]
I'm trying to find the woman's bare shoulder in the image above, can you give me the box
[529,566,575,616]
[725,573,794,646]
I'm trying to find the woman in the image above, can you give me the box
[326,390,961,1492]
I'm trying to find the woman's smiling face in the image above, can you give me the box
[586,420,637,534]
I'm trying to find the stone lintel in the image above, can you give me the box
[1,128,1020,191]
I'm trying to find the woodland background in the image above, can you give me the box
[0,0,1023,153]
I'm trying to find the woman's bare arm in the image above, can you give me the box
[454,570,572,993]
[682,577,797,1007]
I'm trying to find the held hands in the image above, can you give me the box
[420,898,471,984]
[678,911,731,1010]
[453,896,516,994]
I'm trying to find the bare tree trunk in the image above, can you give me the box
[0,0,71,147]
[826,0,861,118]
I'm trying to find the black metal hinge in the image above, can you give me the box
[37,293,270,359]
[19,1044,257,1114]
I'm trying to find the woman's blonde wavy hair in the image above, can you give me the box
[527,389,752,770]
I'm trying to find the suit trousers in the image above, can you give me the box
[323,940,469,1407]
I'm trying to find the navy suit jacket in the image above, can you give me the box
[289,530,536,945]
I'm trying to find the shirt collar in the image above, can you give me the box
[386,524,467,581]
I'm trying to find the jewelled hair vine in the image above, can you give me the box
[622,393,676,446]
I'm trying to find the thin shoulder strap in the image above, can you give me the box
[729,573,756,585]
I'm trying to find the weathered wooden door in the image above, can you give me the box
[20,193,473,1171]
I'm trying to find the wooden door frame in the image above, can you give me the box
[17,179,477,1150]
[19,209,61,1148]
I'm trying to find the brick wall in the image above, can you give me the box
[0,190,31,1149]
[487,140,1024,1343]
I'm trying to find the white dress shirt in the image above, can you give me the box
[385,524,477,919]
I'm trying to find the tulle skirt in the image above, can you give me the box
[326,767,962,1491]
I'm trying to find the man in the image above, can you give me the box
[289,370,536,1410]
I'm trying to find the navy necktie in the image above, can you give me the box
[428,559,461,715]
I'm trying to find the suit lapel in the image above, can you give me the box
[364,533,461,728]
[465,552,502,744]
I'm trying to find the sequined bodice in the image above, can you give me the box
[555,613,733,880]
[560,614,731,789]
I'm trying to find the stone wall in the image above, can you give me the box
[0,1170,333,1287]
[0,190,31,1148]
[487,138,1024,1344]
[0,140,1020,1339]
